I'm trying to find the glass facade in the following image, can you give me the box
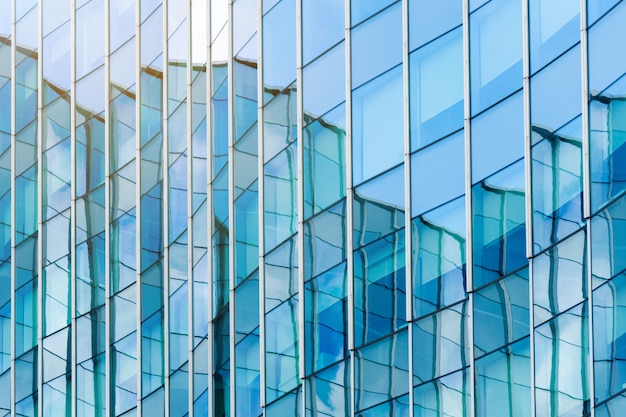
[0,0,625,416]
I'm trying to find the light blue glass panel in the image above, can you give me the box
[264,88,297,163]
[143,386,164,417]
[110,210,137,294]
[359,395,410,417]
[110,92,136,171]
[303,43,345,120]
[15,348,37,406]
[265,388,301,417]
[475,338,531,417]
[212,68,228,178]
[235,185,259,284]
[594,272,626,404]
[141,310,164,396]
[353,164,405,249]
[110,0,135,53]
[588,1,626,94]
[235,331,261,417]
[304,202,345,280]
[76,308,105,365]
[43,139,71,220]
[413,301,468,384]
[76,0,104,79]
[409,0,462,50]
[351,0,397,27]
[469,0,522,114]
[532,117,583,253]
[42,327,70,383]
[15,279,37,356]
[529,0,579,73]
[76,353,106,416]
[0,264,9,373]
[588,0,622,25]
[263,0,296,99]
[530,46,581,134]
[412,131,464,215]
[589,74,626,213]
[234,60,257,141]
[43,22,71,92]
[168,280,188,372]
[355,330,409,412]
[354,230,406,346]
[112,331,137,415]
[351,3,401,89]
[305,263,347,374]
[15,236,37,289]
[596,394,626,417]
[76,118,106,196]
[15,167,38,244]
[412,197,466,319]
[264,143,297,251]
[170,366,189,417]
[43,257,70,336]
[306,361,349,415]
[592,194,626,288]
[235,276,260,340]
[533,229,586,325]
[409,28,463,151]
[534,303,589,417]
[471,91,524,183]
[266,296,299,402]
[304,105,345,218]
[0,369,8,415]
[414,369,469,417]
[265,237,298,313]
[303,0,344,64]
[168,153,188,242]
[474,269,529,357]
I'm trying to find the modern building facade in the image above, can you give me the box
[0,0,626,416]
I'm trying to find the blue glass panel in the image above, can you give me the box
[411,131,464,216]
[170,367,189,417]
[588,1,626,94]
[594,272,626,403]
[235,186,259,284]
[470,0,522,114]
[534,303,589,417]
[263,0,296,99]
[471,91,524,183]
[588,0,622,25]
[351,0,396,27]
[304,201,346,280]
[355,330,409,412]
[235,332,261,417]
[112,332,137,415]
[265,237,298,312]
[530,46,581,133]
[306,361,349,415]
[264,88,297,163]
[592,194,626,288]
[596,394,626,417]
[472,160,526,288]
[264,143,297,251]
[413,301,468,384]
[474,269,529,357]
[351,3,401,89]
[265,387,301,417]
[42,326,70,382]
[303,43,345,120]
[409,28,463,150]
[414,369,469,417]
[475,338,531,417]
[302,0,344,64]
[76,0,104,79]
[409,0,462,50]
[110,0,136,52]
[529,0,579,73]
[412,197,466,319]
[265,296,299,402]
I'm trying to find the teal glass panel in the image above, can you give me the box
[471,91,524,183]
[168,153,188,243]
[213,316,230,417]
[532,117,583,253]
[43,375,70,415]
[234,60,257,141]
[595,394,626,416]
[592,194,626,288]
[359,395,410,417]
[15,166,38,243]
[469,0,522,114]
[140,184,163,271]
[409,0,462,50]
[141,261,163,322]
[43,141,71,220]
[412,197,466,319]
[534,302,589,417]
[355,330,409,412]
[304,43,345,120]
[112,331,137,415]
[265,237,298,312]
[474,269,529,358]
[15,348,37,406]
[235,331,261,417]
[263,0,296,99]
[306,361,349,415]
[472,160,526,288]
[589,74,626,213]
[143,386,164,417]
[409,28,463,151]
[351,0,397,27]
[15,279,37,356]
[43,210,70,264]
[593,272,626,403]
[304,201,346,280]
[304,105,345,218]
[264,142,297,251]
[530,47,581,134]
[352,67,403,185]
[235,181,258,284]
[413,369,469,417]
[266,296,299,402]
[76,353,106,416]
[235,275,259,340]
[213,309,230,379]
[302,0,344,64]
[533,230,586,325]
[354,230,406,346]
[263,88,297,163]
[76,307,105,364]
[305,263,347,374]
[413,301,468,384]
[354,165,405,249]
[170,366,189,417]
[475,338,531,417]
[212,68,228,178]
[43,256,71,336]
[529,0,579,74]
[0,263,9,373]
[110,210,137,294]
[15,235,37,289]
[76,188,106,247]
[42,326,70,383]
[0,369,8,415]
[212,225,229,316]
[265,387,301,417]
[169,280,188,372]
[141,309,164,396]
[140,70,163,147]
[411,131,464,216]
[110,92,137,172]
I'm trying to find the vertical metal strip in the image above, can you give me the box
[344,1,355,416]
[256,0,266,410]
[528,259,536,417]
[187,1,194,416]
[163,0,171,414]
[9,0,15,414]
[295,0,305,414]
[401,0,413,414]
[227,0,236,414]
[580,0,591,220]
[135,0,143,413]
[36,0,43,413]
[104,0,113,413]
[461,0,475,416]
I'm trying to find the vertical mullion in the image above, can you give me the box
[187,0,194,416]
[227,0,235,414]
[9,0,15,414]
[163,0,171,414]
[36,0,43,413]
[135,0,143,412]
[401,0,413,413]
[344,0,355,416]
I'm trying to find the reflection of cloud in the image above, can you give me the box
[191,0,207,64]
